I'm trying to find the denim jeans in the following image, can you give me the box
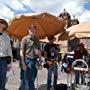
[19,68,29,90]
[75,71,85,84]
[20,57,37,90]
[47,64,58,89]
[0,60,7,90]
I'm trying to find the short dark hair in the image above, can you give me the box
[29,24,36,30]
[48,36,54,40]
[79,43,84,48]
[0,19,8,31]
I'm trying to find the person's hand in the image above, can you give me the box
[7,64,12,71]
[22,62,27,71]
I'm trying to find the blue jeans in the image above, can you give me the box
[75,71,85,84]
[0,60,7,90]
[19,68,29,90]
[47,64,58,89]
[20,57,37,90]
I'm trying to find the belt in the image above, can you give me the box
[25,56,36,60]
[26,55,35,58]
[0,57,7,60]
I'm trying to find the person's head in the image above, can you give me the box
[63,9,67,13]
[48,36,55,44]
[79,43,85,50]
[28,24,36,36]
[0,19,8,33]
[73,15,75,19]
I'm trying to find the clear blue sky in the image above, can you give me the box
[84,1,90,10]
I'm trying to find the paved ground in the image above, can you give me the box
[6,61,71,90]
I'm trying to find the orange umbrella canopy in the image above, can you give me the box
[7,13,66,39]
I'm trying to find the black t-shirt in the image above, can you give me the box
[44,44,58,59]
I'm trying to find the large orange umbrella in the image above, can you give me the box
[7,13,66,39]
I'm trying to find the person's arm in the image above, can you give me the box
[6,39,14,71]
[36,39,42,68]
[85,49,89,56]
[20,37,26,71]
[7,40,13,64]
[20,49,24,65]
[38,49,42,66]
